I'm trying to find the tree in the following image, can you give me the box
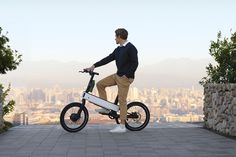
[0,27,22,129]
[0,27,22,74]
[0,84,15,116]
[200,31,236,85]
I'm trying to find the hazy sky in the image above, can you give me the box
[1,0,236,65]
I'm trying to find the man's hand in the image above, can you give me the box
[84,65,95,72]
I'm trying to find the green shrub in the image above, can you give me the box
[0,121,13,134]
[200,31,236,85]
[0,84,15,116]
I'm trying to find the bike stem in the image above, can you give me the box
[85,74,95,93]
[77,72,95,115]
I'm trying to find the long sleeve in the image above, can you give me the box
[93,49,116,68]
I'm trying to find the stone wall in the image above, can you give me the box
[204,84,236,136]
[0,88,4,129]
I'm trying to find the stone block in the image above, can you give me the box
[229,126,236,136]
[232,97,236,105]
[231,84,236,89]
[233,90,236,97]
[233,106,236,116]
[226,84,231,91]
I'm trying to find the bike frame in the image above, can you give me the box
[78,71,119,114]
[83,93,119,111]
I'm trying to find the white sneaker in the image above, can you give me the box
[95,108,110,114]
[109,124,126,133]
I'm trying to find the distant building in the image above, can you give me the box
[28,89,46,102]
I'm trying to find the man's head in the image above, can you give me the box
[115,28,128,44]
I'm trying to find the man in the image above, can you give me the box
[84,28,138,133]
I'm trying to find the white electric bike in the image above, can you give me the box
[60,70,150,132]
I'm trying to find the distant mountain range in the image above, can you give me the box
[1,58,214,89]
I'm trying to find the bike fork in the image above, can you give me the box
[77,99,86,115]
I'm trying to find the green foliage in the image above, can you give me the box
[0,121,13,134]
[0,84,15,117]
[0,27,22,74]
[0,26,20,120]
[200,31,236,85]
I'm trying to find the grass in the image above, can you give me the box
[0,121,13,134]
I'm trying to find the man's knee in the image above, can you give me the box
[96,81,104,89]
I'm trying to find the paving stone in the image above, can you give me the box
[0,123,235,157]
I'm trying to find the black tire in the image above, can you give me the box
[60,102,89,132]
[115,102,150,131]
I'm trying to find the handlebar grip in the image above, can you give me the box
[79,70,99,75]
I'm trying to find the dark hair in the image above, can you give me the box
[115,28,128,40]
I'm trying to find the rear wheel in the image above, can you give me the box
[115,102,150,131]
[60,102,89,132]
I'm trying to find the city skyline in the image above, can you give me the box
[5,85,204,125]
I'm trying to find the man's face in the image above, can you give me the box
[115,35,121,44]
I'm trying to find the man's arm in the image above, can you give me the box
[126,46,138,78]
[93,50,116,68]
[84,49,116,71]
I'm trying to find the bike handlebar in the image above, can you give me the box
[79,70,99,75]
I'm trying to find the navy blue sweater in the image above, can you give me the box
[94,42,138,79]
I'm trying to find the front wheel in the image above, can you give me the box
[115,102,150,131]
[60,102,89,132]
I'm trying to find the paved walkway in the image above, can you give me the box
[0,123,236,157]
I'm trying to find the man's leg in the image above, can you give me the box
[96,74,117,100]
[116,75,133,125]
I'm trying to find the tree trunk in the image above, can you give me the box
[0,88,4,129]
